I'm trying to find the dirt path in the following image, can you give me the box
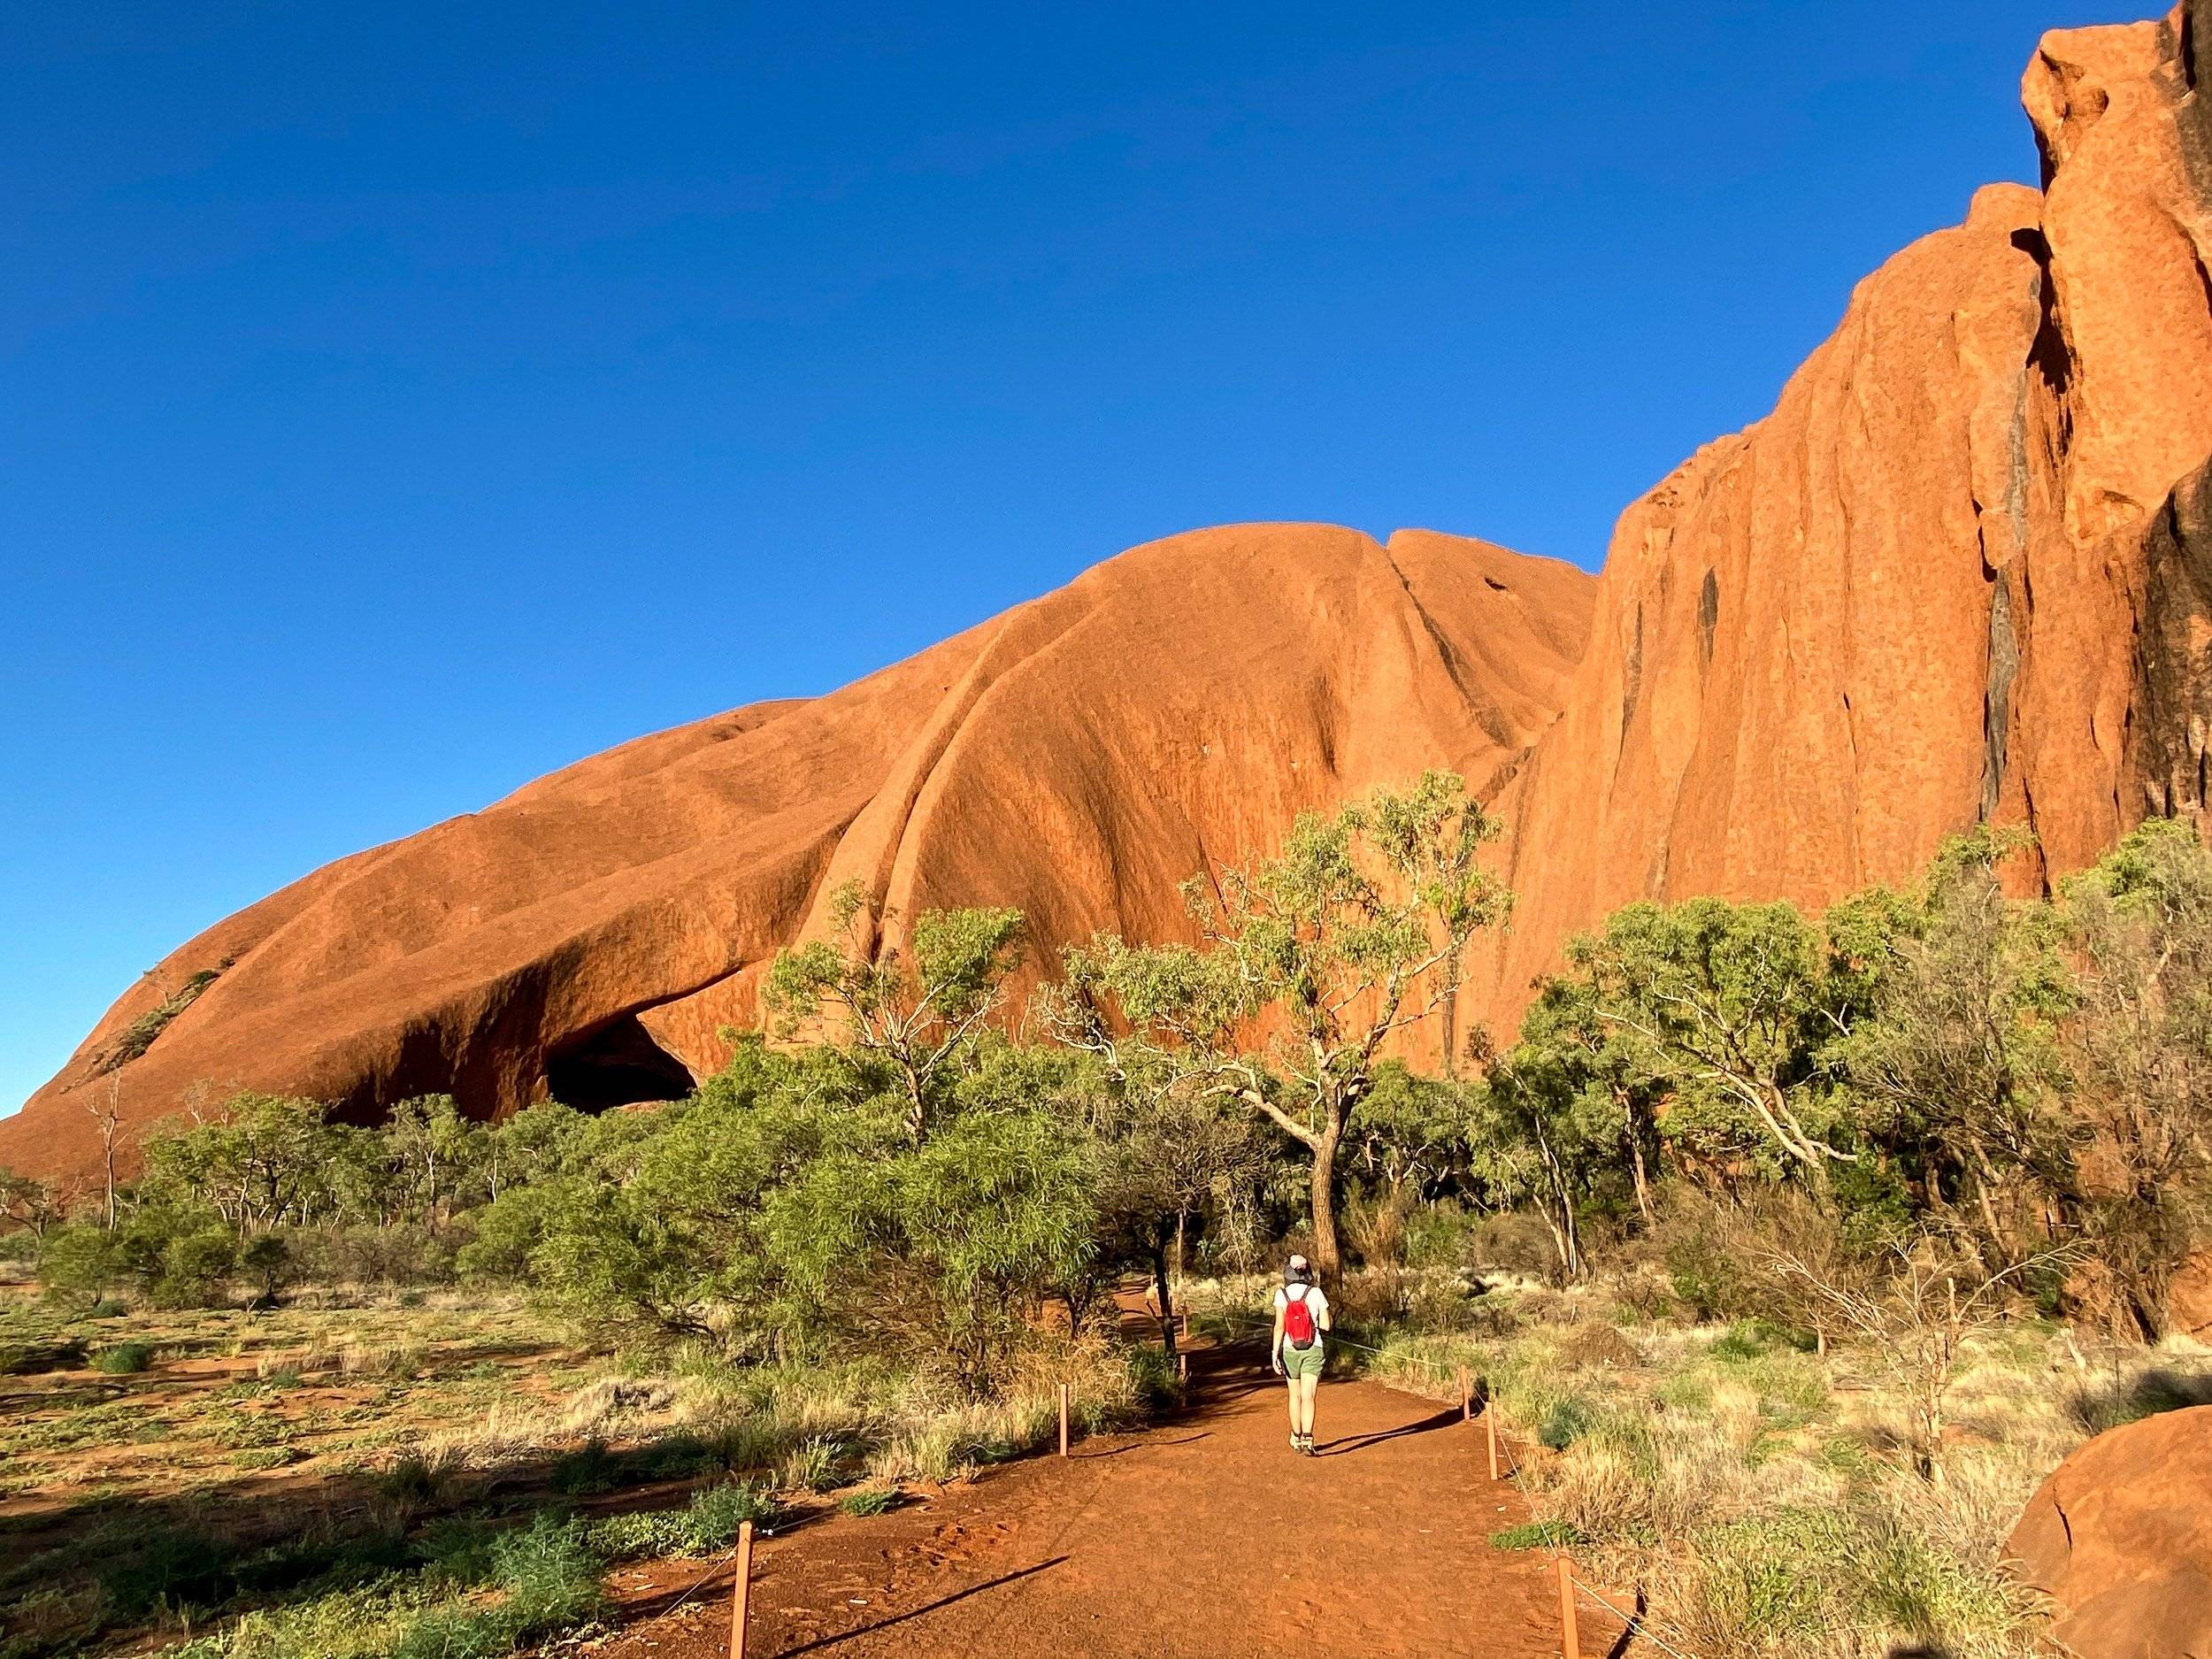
[595,1341,1623,1659]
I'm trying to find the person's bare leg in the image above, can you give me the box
[1296,1373,1319,1439]
[1285,1374,1301,1438]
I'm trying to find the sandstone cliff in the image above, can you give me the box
[4,4,2209,1184]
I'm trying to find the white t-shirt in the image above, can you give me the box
[1273,1283,1330,1336]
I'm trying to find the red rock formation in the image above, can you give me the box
[1479,3,2212,1014]
[2008,1404,2212,1657]
[4,4,2209,1185]
[0,527,1593,1180]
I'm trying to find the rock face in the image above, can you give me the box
[1481,0,2212,1015]
[2008,1405,2212,1657]
[0,527,1594,1180]
[4,4,2211,1183]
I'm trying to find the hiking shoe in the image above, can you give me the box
[1298,1433,1315,1455]
[1289,1432,1302,1453]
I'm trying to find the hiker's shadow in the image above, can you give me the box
[1313,1409,1461,1457]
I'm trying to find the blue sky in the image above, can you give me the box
[1,0,2112,1115]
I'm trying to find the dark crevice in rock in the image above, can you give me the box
[1618,603,1644,758]
[1697,570,1719,666]
[2128,458,2212,824]
[543,1014,697,1112]
[2011,230,2075,410]
[2174,2,2212,206]
[1984,581,2020,823]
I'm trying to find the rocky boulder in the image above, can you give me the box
[2008,1404,2212,1658]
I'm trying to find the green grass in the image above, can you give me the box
[1490,1519,1583,1550]
[779,1435,842,1493]
[588,1482,779,1560]
[837,1485,902,1517]
[229,1447,303,1471]
[548,1439,620,1495]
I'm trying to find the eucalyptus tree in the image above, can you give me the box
[763,879,1025,1143]
[1055,771,1509,1283]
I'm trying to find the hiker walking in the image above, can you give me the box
[1271,1253,1332,1455]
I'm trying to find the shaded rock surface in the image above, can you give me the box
[5,4,2212,1181]
[2008,1404,2212,1658]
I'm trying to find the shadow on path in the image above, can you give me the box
[1313,1408,1461,1458]
[1072,1432,1210,1460]
[775,1557,1069,1654]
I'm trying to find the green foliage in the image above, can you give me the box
[837,1484,902,1517]
[1054,771,1511,1278]
[1490,1519,1583,1550]
[35,1224,127,1306]
[549,1440,621,1495]
[764,882,1025,1141]
[1538,1393,1596,1449]
[0,1166,60,1238]
[88,1340,153,1374]
[382,1516,607,1659]
[1562,895,1858,1179]
[240,1234,295,1304]
[96,964,227,1072]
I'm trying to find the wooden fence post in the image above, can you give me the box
[1556,1555,1579,1659]
[1458,1365,1472,1421]
[1059,1383,1071,1456]
[1486,1408,1499,1481]
[729,1519,755,1659]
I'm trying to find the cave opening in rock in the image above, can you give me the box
[542,1014,695,1111]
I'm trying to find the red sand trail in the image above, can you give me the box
[588,1340,1624,1659]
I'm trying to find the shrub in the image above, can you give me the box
[294,1224,457,1289]
[549,1440,620,1495]
[1661,1218,1743,1324]
[1539,1394,1597,1450]
[1710,1323,1771,1362]
[837,1485,902,1517]
[91,1340,155,1374]
[1123,1339,1181,1408]
[777,1436,841,1493]
[681,1480,778,1543]
[378,1447,463,1512]
[389,1516,605,1659]
[37,1223,127,1305]
[2068,1365,2212,1432]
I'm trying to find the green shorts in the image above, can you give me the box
[1279,1340,1325,1380]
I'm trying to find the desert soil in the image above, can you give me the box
[588,1340,1621,1659]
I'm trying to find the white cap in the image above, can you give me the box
[1287,1254,1310,1271]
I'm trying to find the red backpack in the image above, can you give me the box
[1283,1285,1317,1348]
